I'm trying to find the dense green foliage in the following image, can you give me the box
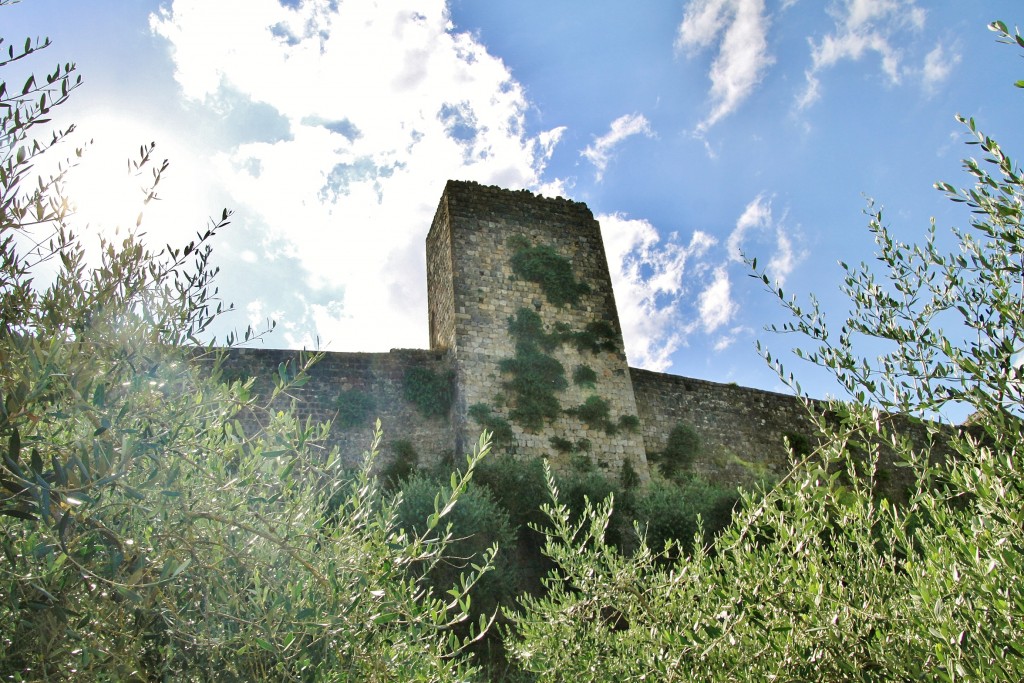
[566,320,618,354]
[508,236,590,307]
[632,476,738,561]
[468,403,515,448]
[567,395,613,430]
[380,438,419,487]
[402,366,453,419]
[474,454,551,534]
[395,474,518,636]
[0,18,495,680]
[650,421,702,481]
[335,387,377,429]
[505,21,1024,681]
[499,308,568,430]
[571,364,597,387]
[390,450,740,677]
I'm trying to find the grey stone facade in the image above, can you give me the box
[215,181,831,491]
[427,181,647,478]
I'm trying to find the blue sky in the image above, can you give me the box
[6,0,1022,403]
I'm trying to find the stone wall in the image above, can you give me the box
[630,369,815,489]
[206,347,455,470]
[426,193,456,352]
[631,368,947,500]
[427,181,648,479]
[205,345,823,492]
[201,181,943,501]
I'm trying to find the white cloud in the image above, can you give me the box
[921,43,960,93]
[712,326,747,352]
[599,195,803,368]
[599,213,715,370]
[676,0,732,50]
[45,110,219,268]
[724,193,801,285]
[676,0,774,133]
[726,193,772,261]
[798,0,925,109]
[767,227,799,287]
[597,193,806,367]
[581,114,654,182]
[150,0,566,351]
[698,266,735,333]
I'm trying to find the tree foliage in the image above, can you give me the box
[506,21,1024,682]
[0,13,494,680]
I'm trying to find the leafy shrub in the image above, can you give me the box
[474,454,550,532]
[619,459,641,490]
[568,451,594,472]
[396,475,518,633]
[634,477,739,559]
[783,430,812,457]
[556,468,630,549]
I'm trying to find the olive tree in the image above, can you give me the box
[507,21,1024,682]
[0,10,493,681]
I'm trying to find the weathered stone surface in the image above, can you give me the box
[630,369,813,488]
[427,181,648,479]
[212,181,931,498]
[206,347,455,469]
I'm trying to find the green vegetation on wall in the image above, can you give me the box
[565,395,641,436]
[467,403,514,447]
[568,320,619,353]
[490,231,631,445]
[650,422,702,481]
[494,306,634,439]
[567,395,612,430]
[336,388,377,429]
[499,308,568,431]
[508,235,590,306]
[549,435,591,454]
[402,366,453,419]
[572,364,597,387]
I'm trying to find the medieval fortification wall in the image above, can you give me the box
[214,181,822,491]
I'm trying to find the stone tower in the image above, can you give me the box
[426,180,649,480]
